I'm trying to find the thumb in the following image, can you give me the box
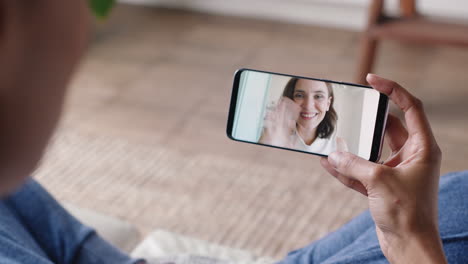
[328,151,383,185]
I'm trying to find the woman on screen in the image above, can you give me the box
[259,78,346,154]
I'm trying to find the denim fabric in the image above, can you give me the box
[0,178,142,264]
[278,171,468,264]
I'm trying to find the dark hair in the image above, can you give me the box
[282,78,337,139]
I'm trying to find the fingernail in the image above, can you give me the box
[328,152,342,168]
[366,73,377,82]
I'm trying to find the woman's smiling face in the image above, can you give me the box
[293,79,332,131]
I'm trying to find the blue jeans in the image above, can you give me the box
[0,179,143,264]
[279,171,468,264]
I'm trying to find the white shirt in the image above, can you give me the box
[290,130,337,155]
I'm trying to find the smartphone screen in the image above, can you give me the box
[227,69,389,161]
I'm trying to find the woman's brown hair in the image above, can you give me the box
[282,78,337,139]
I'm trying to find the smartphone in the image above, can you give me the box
[226,68,389,162]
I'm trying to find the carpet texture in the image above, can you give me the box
[34,126,367,259]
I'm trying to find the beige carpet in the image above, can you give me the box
[35,125,367,259]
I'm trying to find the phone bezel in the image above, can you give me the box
[226,68,389,162]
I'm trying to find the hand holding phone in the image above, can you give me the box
[321,74,446,264]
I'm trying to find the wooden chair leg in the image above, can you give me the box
[400,0,417,17]
[355,35,378,85]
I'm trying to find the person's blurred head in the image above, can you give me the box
[0,1,90,195]
[283,78,337,138]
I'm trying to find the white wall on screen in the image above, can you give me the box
[333,84,363,155]
[232,71,270,142]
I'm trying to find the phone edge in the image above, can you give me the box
[369,94,390,162]
[226,68,245,140]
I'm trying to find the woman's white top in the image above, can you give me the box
[290,130,337,155]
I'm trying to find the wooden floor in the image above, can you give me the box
[35,4,468,259]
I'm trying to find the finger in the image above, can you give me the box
[366,74,434,140]
[262,119,274,132]
[277,98,286,111]
[264,110,275,121]
[328,151,385,186]
[385,114,408,153]
[277,98,289,120]
[320,157,368,196]
[382,153,404,168]
[282,97,301,119]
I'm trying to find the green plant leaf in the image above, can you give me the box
[89,0,116,19]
